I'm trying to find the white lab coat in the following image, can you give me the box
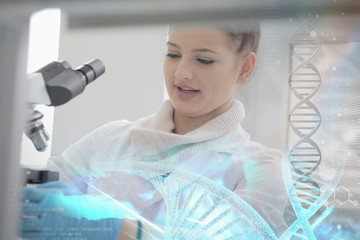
[53,100,289,236]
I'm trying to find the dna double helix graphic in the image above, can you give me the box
[123,160,279,240]
[281,19,344,239]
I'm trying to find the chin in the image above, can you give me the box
[172,101,195,113]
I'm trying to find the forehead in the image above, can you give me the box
[168,27,234,51]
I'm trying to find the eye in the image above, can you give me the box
[197,58,215,65]
[166,53,181,59]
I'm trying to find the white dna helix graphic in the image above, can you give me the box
[118,160,279,240]
[281,19,344,240]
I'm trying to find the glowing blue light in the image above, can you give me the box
[311,206,334,230]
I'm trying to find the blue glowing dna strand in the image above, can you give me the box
[281,19,344,240]
[125,161,278,240]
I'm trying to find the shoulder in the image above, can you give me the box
[231,141,288,236]
[80,120,135,141]
[232,139,283,165]
[62,120,135,157]
[231,139,285,193]
[60,120,136,174]
[94,120,134,134]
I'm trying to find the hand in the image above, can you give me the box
[21,181,124,240]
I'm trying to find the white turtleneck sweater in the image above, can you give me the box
[56,99,288,236]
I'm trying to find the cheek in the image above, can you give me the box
[206,65,237,84]
[206,67,239,94]
[163,60,175,80]
[163,61,175,93]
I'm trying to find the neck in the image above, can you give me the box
[173,102,233,135]
[173,113,207,135]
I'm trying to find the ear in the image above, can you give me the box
[237,52,256,84]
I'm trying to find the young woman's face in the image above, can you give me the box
[164,27,249,121]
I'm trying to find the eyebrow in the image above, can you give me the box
[167,41,219,55]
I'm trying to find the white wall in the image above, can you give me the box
[52,18,168,156]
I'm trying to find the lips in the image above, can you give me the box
[177,86,200,93]
[174,84,200,99]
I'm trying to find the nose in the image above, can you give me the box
[174,58,193,80]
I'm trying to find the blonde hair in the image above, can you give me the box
[226,20,260,54]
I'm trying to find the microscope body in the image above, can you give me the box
[23,59,105,184]
[25,59,105,152]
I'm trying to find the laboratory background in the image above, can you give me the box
[0,0,359,239]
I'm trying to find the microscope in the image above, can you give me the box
[24,58,105,184]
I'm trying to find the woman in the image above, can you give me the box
[22,22,288,239]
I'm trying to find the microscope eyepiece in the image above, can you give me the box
[36,58,105,106]
[75,59,105,85]
[75,59,105,84]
